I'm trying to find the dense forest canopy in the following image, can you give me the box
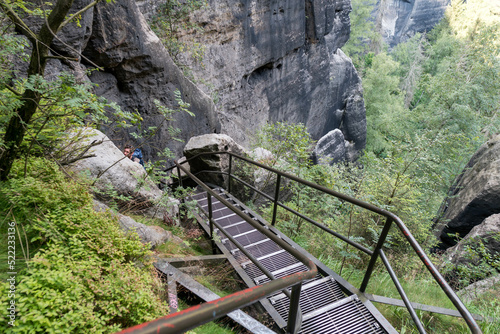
[255,0,500,254]
[340,0,500,217]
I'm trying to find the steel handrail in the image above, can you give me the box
[118,159,318,334]
[178,151,481,333]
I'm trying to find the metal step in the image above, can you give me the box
[193,189,390,333]
[269,276,343,304]
[240,249,286,268]
[300,296,386,334]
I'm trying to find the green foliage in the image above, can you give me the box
[253,122,314,172]
[150,0,207,66]
[391,33,428,107]
[362,52,407,156]
[342,0,381,72]
[339,1,500,330]
[0,31,27,87]
[0,71,132,167]
[0,0,121,180]
[0,158,91,240]
[349,0,500,173]
[252,122,315,233]
[442,233,500,289]
[252,122,437,256]
[0,158,168,333]
[349,0,500,227]
[466,286,500,334]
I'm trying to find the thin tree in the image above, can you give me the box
[0,0,106,180]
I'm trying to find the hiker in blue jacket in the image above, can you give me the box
[123,145,145,168]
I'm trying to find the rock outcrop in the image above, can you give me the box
[434,135,500,249]
[443,214,500,271]
[60,127,178,219]
[183,134,247,186]
[17,0,220,161]
[458,274,500,303]
[312,129,347,165]
[166,0,366,161]
[17,0,367,163]
[375,0,450,47]
[93,200,174,249]
[82,0,220,160]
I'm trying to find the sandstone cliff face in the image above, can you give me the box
[81,0,220,160]
[434,135,500,249]
[17,0,366,162]
[375,0,450,47]
[17,0,220,161]
[160,0,366,161]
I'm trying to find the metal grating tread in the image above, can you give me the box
[244,251,301,279]
[300,297,386,334]
[193,189,388,334]
[271,277,349,322]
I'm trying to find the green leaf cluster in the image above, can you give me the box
[149,0,207,66]
[0,158,168,333]
[253,121,314,172]
[342,0,381,71]
[0,70,133,164]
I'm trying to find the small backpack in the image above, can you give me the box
[132,148,145,167]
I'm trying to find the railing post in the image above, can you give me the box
[177,165,183,188]
[286,282,302,334]
[177,166,184,226]
[207,193,216,255]
[272,174,282,226]
[360,217,393,292]
[227,154,233,193]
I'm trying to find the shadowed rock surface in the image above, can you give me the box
[157,0,366,161]
[443,214,500,270]
[82,0,220,160]
[375,0,450,47]
[434,135,500,249]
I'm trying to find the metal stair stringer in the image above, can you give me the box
[190,190,287,329]
[190,187,398,334]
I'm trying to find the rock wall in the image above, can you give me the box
[169,0,366,161]
[443,214,500,273]
[375,0,450,47]
[17,0,220,161]
[81,0,220,160]
[433,135,500,249]
[17,0,366,162]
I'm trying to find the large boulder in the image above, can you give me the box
[443,214,500,271]
[434,135,500,249]
[312,129,347,165]
[458,274,500,303]
[60,127,178,219]
[93,200,176,249]
[183,134,247,186]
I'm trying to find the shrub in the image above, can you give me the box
[0,158,168,333]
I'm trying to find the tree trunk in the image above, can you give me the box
[0,0,74,180]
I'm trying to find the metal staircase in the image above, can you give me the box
[118,151,482,334]
[191,188,390,333]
